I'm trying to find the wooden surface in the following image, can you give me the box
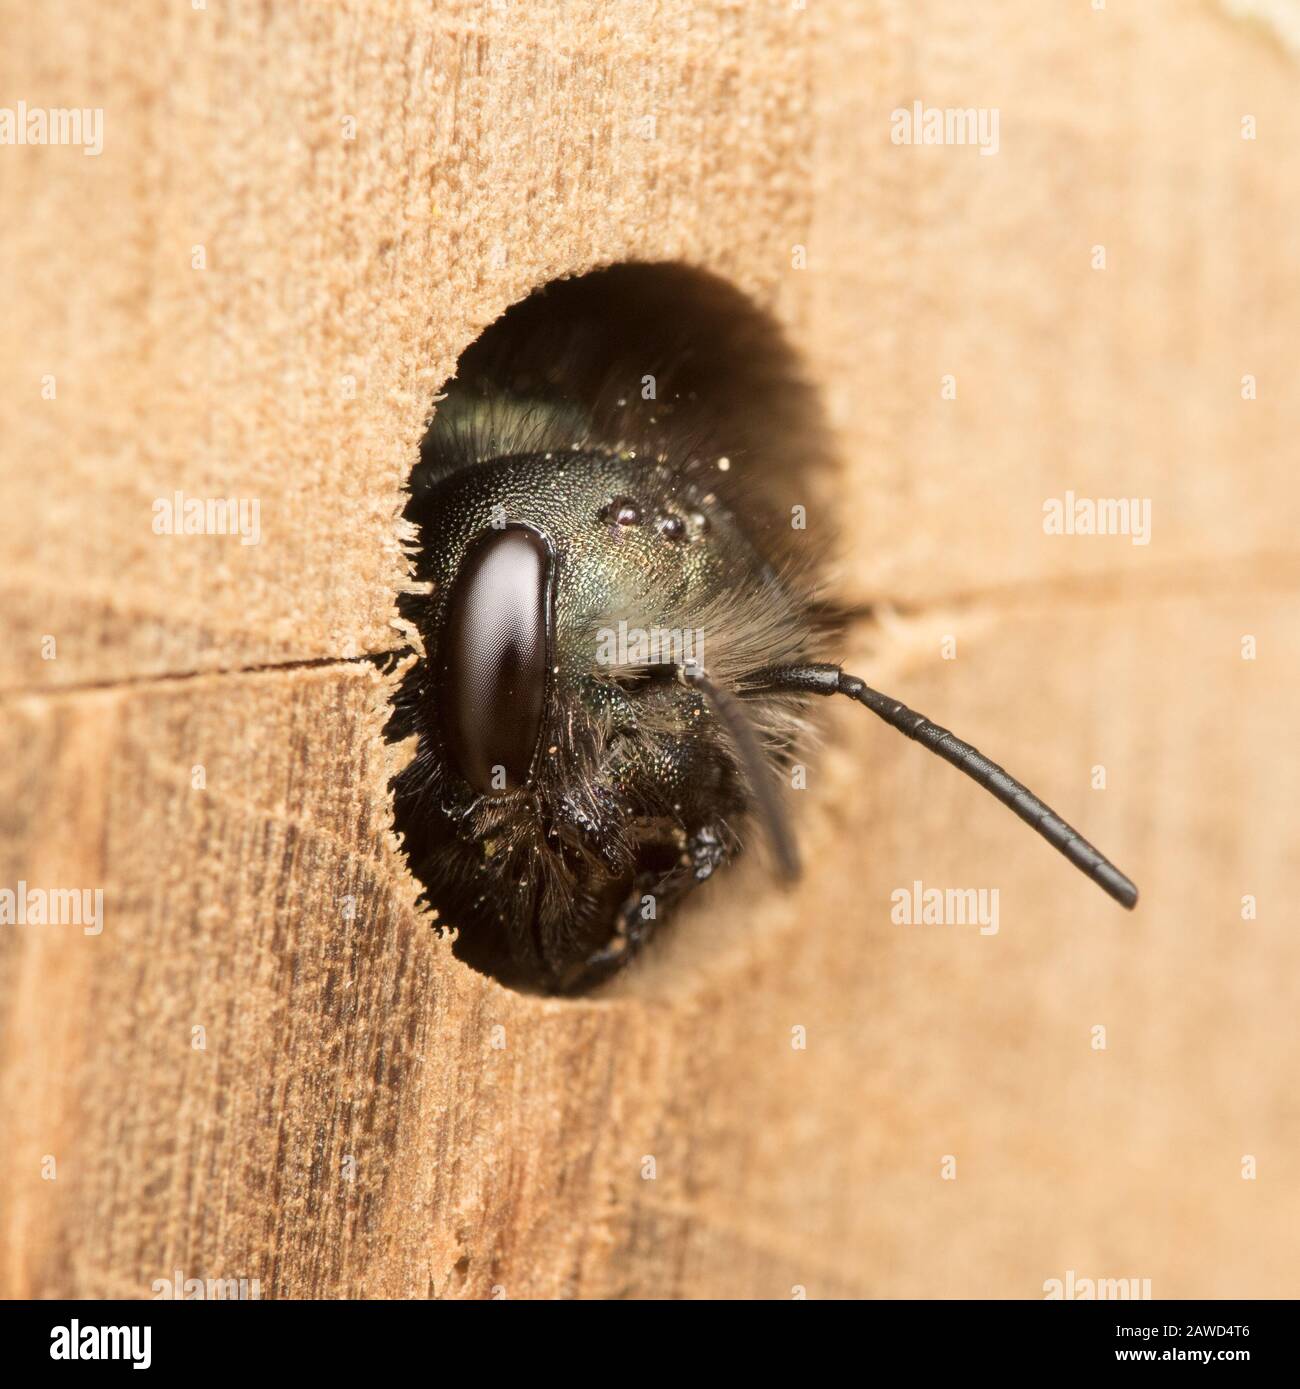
[2,0,1298,1298]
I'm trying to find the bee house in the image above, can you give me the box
[1,0,1297,1299]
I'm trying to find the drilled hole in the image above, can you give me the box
[387,263,831,995]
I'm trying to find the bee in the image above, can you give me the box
[389,269,1138,994]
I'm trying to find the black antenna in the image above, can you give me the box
[678,659,801,881]
[748,663,1138,909]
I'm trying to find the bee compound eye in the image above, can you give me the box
[438,526,554,794]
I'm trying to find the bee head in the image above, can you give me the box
[423,446,777,802]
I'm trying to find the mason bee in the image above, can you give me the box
[389,267,1137,994]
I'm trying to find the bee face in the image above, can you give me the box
[398,443,807,991]
[389,265,1137,995]
[423,450,756,661]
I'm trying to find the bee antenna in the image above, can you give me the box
[747,663,1138,910]
[677,658,801,882]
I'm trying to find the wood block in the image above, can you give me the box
[1,0,1296,1299]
